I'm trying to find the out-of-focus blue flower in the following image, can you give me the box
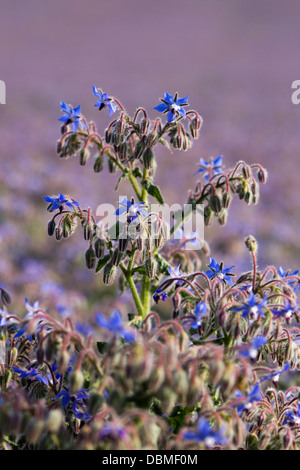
[172,227,203,250]
[196,156,223,182]
[25,298,40,314]
[168,263,184,285]
[51,363,72,381]
[260,363,290,384]
[154,92,189,124]
[13,366,48,386]
[186,301,208,330]
[43,193,80,212]
[283,404,300,426]
[93,86,117,116]
[234,383,262,414]
[278,266,300,290]
[271,300,298,321]
[95,310,135,342]
[56,388,90,420]
[58,101,86,133]
[182,417,227,447]
[115,197,148,222]
[239,336,267,359]
[233,292,267,320]
[98,424,127,440]
[153,289,168,303]
[204,258,235,285]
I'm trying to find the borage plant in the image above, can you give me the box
[1,87,300,450]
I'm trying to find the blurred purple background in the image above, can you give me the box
[0,0,300,314]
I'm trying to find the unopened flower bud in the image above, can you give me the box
[145,257,157,279]
[94,238,105,258]
[94,155,104,173]
[79,148,90,166]
[244,235,257,253]
[8,346,18,366]
[26,419,44,444]
[147,130,158,148]
[108,158,117,174]
[70,369,85,394]
[222,192,232,209]
[204,206,214,226]
[217,209,228,226]
[55,225,63,241]
[209,195,222,214]
[83,222,94,241]
[140,118,150,134]
[85,247,96,269]
[257,167,268,184]
[48,219,56,236]
[111,248,123,266]
[133,140,145,159]
[87,393,104,415]
[143,147,154,169]
[46,410,63,433]
[103,263,117,285]
[105,127,112,143]
[1,288,11,306]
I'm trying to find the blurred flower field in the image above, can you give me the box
[1,0,300,451]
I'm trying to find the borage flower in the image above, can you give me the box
[43,193,80,213]
[56,388,90,420]
[234,383,262,415]
[204,258,235,285]
[12,366,48,386]
[283,404,300,426]
[115,197,148,223]
[182,417,227,448]
[168,264,184,286]
[238,336,267,360]
[93,86,117,116]
[153,289,168,304]
[278,266,300,291]
[154,92,189,124]
[260,363,290,384]
[271,300,298,322]
[196,155,223,182]
[233,292,267,320]
[58,101,86,133]
[185,301,208,330]
[96,310,135,342]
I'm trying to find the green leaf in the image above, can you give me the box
[97,342,108,354]
[132,167,143,178]
[154,253,170,275]
[95,254,111,273]
[158,138,172,153]
[147,184,164,205]
[114,168,130,191]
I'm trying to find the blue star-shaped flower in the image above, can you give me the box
[56,388,90,420]
[196,155,223,182]
[154,92,189,123]
[278,266,300,291]
[239,336,267,359]
[283,404,300,426]
[271,300,298,321]
[260,363,290,384]
[12,366,48,386]
[234,383,262,414]
[93,86,117,116]
[183,418,227,447]
[95,310,135,342]
[43,193,80,212]
[204,258,235,285]
[115,197,148,222]
[187,301,208,330]
[233,292,267,320]
[58,101,86,133]
[153,289,168,303]
[168,263,184,286]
